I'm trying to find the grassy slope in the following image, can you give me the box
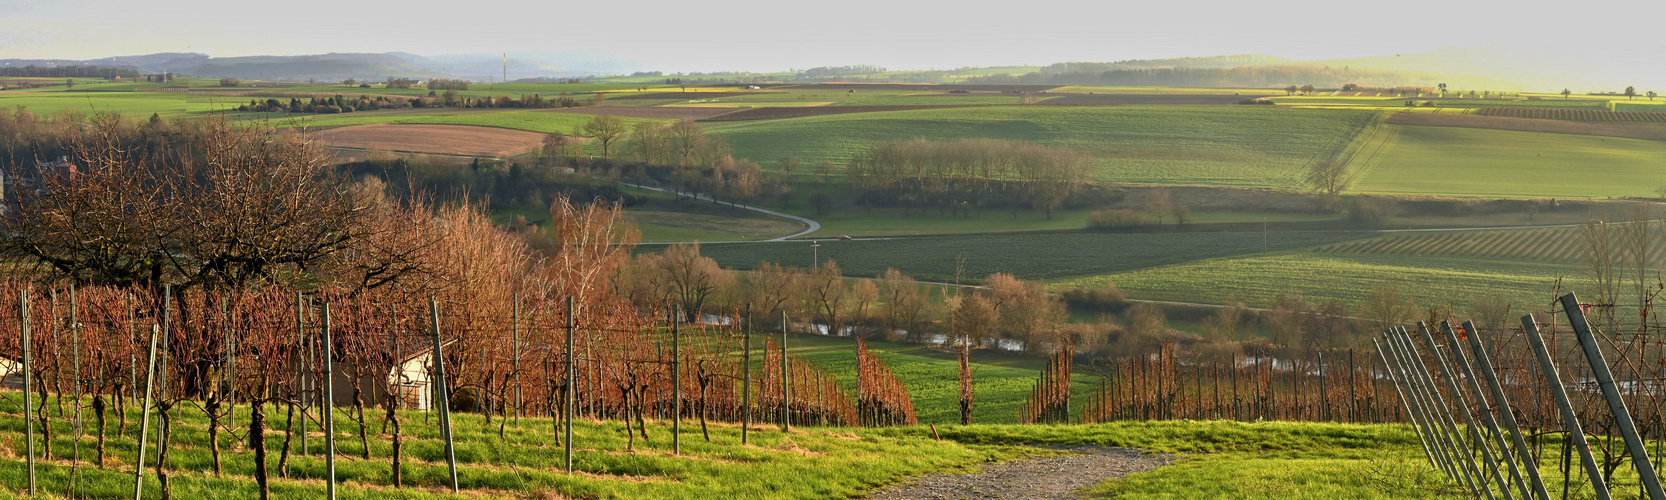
[676,231,1375,285]
[775,334,1094,425]
[1053,251,1569,310]
[0,390,1482,500]
[1353,125,1666,199]
[0,396,1009,499]
[709,106,1379,189]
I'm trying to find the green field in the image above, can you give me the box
[0,92,210,117]
[1351,125,1666,199]
[1314,227,1591,263]
[677,231,1375,284]
[772,333,1094,424]
[1054,251,1569,310]
[795,208,1341,238]
[0,384,1488,500]
[710,106,1380,189]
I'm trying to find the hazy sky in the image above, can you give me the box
[2,0,1663,72]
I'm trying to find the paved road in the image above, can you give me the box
[617,180,821,243]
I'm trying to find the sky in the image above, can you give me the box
[2,0,1664,74]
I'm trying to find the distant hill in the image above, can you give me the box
[0,51,646,82]
[993,47,1660,92]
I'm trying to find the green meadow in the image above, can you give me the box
[1351,125,1666,199]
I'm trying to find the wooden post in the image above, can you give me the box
[1521,313,1609,500]
[323,303,337,500]
[1394,327,1486,496]
[225,295,236,429]
[1559,294,1662,500]
[1414,323,1510,499]
[296,293,308,456]
[742,305,751,445]
[1374,339,1441,473]
[1439,321,1526,496]
[1387,329,1475,492]
[512,294,521,425]
[780,310,790,432]
[428,297,459,493]
[154,287,172,473]
[131,294,162,500]
[69,283,83,494]
[564,296,574,473]
[671,305,681,455]
[20,289,35,496]
[1464,320,1551,500]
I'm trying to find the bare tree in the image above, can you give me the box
[1305,159,1350,210]
[656,244,731,322]
[579,114,628,158]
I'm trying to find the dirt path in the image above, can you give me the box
[866,446,1171,500]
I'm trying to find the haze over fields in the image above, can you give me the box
[3,0,1665,89]
[9,2,1666,498]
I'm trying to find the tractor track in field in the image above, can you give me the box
[865,446,1171,500]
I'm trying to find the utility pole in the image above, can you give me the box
[810,241,821,267]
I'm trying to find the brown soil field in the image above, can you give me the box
[311,123,548,157]
[540,106,738,120]
[1475,106,1666,122]
[1386,112,1666,141]
[697,105,997,122]
[777,83,1061,92]
[1040,94,1274,105]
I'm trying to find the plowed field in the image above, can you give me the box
[311,123,547,157]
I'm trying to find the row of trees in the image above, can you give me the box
[236,95,412,114]
[614,245,1072,353]
[844,138,1094,218]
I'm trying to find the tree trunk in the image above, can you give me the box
[277,401,296,478]
[354,383,369,460]
[387,400,402,488]
[157,404,173,500]
[94,394,107,467]
[208,396,223,475]
[251,401,269,500]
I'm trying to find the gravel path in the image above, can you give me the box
[866,446,1172,500]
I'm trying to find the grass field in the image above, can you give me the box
[675,230,1376,284]
[1350,125,1666,199]
[0,394,1009,499]
[710,106,1381,189]
[771,333,1094,424]
[1053,251,1569,310]
[9,387,1658,499]
[0,385,1489,500]
[774,204,1344,238]
[0,92,209,117]
[1314,227,1589,264]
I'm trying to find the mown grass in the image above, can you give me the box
[0,393,1017,499]
[1351,125,1666,199]
[708,106,1380,189]
[769,333,1096,425]
[673,230,1375,284]
[1053,251,1570,310]
[0,390,1533,500]
[0,92,218,117]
